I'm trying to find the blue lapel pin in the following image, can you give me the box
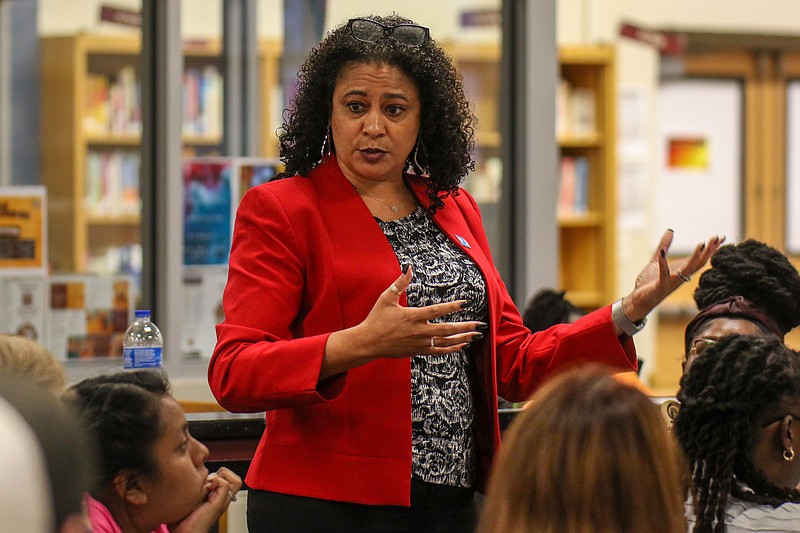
[456,234,471,249]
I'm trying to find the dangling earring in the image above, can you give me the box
[410,135,427,175]
[784,447,795,462]
[320,124,332,162]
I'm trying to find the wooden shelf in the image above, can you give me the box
[85,133,141,146]
[86,214,141,226]
[557,46,617,309]
[443,41,616,310]
[40,33,282,274]
[557,212,604,227]
[563,290,605,309]
[558,134,604,147]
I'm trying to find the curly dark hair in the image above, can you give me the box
[694,239,800,334]
[521,289,586,333]
[66,369,171,486]
[276,14,476,213]
[674,335,800,533]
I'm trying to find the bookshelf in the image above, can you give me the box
[39,33,281,275]
[557,46,617,309]
[444,41,503,205]
[442,42,617,308]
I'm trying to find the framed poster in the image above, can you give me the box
[179,157,281,359]
[46,274,133,361]
[655,79,742,253]
[181,266,228,359]
[238,159,281,201]
[0,276,47,341]
[183,158,236,266]
[0,186,47,275]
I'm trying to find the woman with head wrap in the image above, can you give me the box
[682,239,800,374]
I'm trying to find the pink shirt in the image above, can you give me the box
[87,495,170,533]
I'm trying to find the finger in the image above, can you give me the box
[414,300,470,322]
[438,332,484,347]
[428,336,469,352]
[387,264,412,299]
[681,234,725,274]
[653,228,674,260]
[657,247,672,284]
[676,241,708,276]
[216,470,243,492]
[428,320,487,338]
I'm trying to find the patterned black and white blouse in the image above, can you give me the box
[377,206,488,488]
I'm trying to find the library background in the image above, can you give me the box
[2,0,800,401]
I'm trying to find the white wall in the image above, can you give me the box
[37,0,498,41]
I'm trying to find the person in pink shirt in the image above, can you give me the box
[67,370,242,533]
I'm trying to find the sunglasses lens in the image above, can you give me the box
[392,25,427,46]
[350,19,384,42]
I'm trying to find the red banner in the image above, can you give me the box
[619,22,687,56]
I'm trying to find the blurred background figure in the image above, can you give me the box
[478,365,686,533]
[0,334,67,396]
[674,335,800,533]
[0,376,95,533]
[521,288,586,333]
[518,288,650,396]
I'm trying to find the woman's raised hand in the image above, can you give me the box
[621,230,725,324]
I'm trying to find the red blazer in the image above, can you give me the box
[208,156,637,506]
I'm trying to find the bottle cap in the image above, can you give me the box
[134,309,151,318]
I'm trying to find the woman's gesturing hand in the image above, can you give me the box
[620,230,725,325]
[321,265,486,380]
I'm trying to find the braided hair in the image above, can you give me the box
[276,14,476,214]
[694,239,800,335]
[674,335,800,533]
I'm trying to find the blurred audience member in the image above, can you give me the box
[66,369,242,533]
[674,335,800,533]
[0,334,66,395]
[478,365,686,533]
[683,239,800,374]
[0,376,95,533]
[521,288,586,333]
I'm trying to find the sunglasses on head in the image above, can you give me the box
[347,18,430,47]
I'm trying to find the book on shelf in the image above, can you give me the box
[84,65,140,136]
[556,78,597,138]
[84,149,141,217]
[83,64,222,139]
[182,65,223,138]
[558,155,589,217]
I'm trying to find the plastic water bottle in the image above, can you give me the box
[123,310,163,369]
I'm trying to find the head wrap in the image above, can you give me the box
[684,295,784,352]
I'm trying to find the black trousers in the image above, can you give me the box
[246,479,478,533]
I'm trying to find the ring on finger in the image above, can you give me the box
[430,337,435,349]
[677,269,691,283]
[228,490,237,502]
[389,284,401,295]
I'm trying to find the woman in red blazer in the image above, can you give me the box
[208,14,722,533]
